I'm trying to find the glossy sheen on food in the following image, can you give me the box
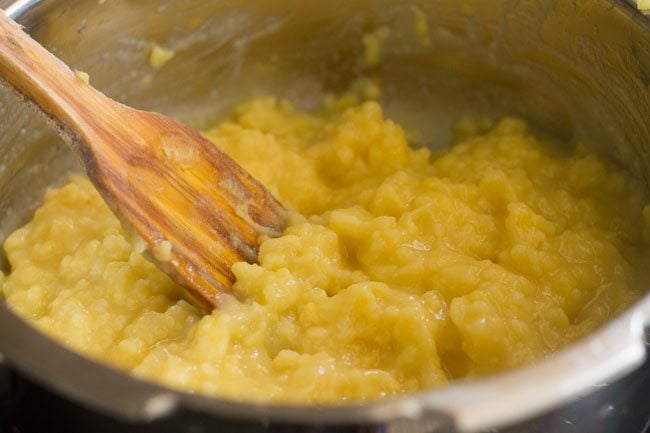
[1,99,648,403]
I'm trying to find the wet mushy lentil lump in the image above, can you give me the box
[1,99,649,402]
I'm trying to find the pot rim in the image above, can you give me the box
[0,1,648,432]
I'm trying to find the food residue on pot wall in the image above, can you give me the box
[149,44,175,68]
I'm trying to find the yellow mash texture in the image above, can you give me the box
[2,99,648,403]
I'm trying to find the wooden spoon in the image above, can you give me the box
[0,10,287,310]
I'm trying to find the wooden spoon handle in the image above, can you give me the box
[0,10,119,159]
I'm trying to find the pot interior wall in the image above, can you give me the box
[0,0,649,271]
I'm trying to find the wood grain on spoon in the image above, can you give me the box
[0,10,287,310]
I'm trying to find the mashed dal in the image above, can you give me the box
[1,99,648,403]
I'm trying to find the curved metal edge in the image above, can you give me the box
[0,302,182,422]
[617,0,650,23]
[4,0,39,18]
[624,0,649,14]
[423,297,650,432]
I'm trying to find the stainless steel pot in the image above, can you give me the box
[0,0,648,432]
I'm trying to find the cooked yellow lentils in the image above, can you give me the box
[1,99,648,402]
